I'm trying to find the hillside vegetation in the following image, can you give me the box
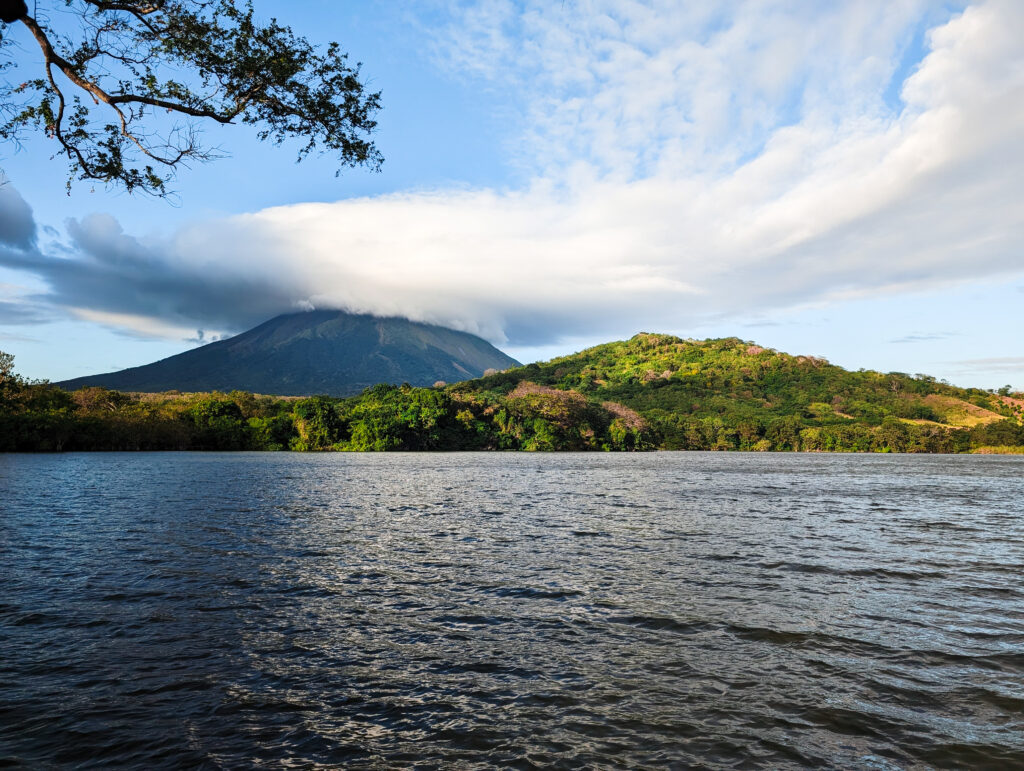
[453,334,1023,452]
[2,336,1022,453]
[0,352,654,452]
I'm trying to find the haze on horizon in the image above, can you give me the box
[0,0,1022,390]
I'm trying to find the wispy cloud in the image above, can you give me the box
[432,0,947,182]
[1,0,1023,348]
[0,298,51,325]
[0,330,41,343]
[952,357,1024,374]
[890,332,959,343]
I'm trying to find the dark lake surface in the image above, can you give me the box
[1,452,1023,769]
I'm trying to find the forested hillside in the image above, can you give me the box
[2,336,1022,453]
[453,334,1024,452]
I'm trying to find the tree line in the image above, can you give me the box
[0,355,654,452]
[2,348,1021,453]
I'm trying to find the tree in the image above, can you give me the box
[292,395,343,450]
[0,349,23,408]
[0,349,14,382]
[0,1,382,195]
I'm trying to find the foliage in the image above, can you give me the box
[448,334,1021,453]
[292,395,344,450]
[0,338,1021,453]
[1,1,381,195]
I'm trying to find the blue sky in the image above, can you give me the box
[1,0,1022,389]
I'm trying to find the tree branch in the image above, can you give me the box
[3,0,382,196]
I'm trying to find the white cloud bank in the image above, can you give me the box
[4,0,1023,348]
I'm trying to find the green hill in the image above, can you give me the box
[450,333,1021,452]
[3,333,1022,453]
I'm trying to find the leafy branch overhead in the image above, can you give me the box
[0,0,382,195]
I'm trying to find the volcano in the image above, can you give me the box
[57,310,520,396]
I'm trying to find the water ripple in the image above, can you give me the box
[1,452,1023,769]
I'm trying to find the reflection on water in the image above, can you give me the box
[2,452,1023,769]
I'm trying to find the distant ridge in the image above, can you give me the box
[57,310,520,396]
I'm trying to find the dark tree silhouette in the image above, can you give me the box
[0,3,28,25]
[0,1,382,195]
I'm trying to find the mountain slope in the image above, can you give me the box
[7,331,1022,453]
[57,311,520,396]
[449,333,1021,451]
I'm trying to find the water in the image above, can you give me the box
[1,452,1022,770]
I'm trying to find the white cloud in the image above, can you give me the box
[952,357,1024,374]
[432,0,938,180]
[68,308,215,342]
[5,0,1024,349]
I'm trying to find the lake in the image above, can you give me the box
[1,452,1022,769]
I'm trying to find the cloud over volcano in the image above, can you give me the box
[1,1,1022,351]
